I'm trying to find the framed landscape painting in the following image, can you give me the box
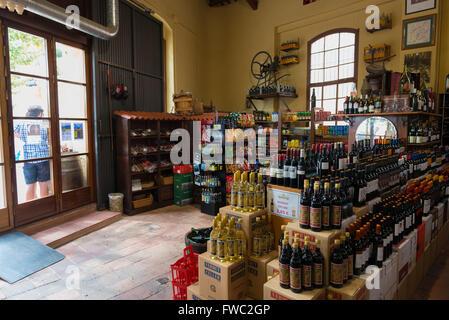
[405,0,436,15]
[402,14,436,50]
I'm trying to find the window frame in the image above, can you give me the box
[307,28,359,114]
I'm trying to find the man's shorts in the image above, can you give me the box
[23,161,50,185]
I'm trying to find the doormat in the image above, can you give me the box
[0,232,65,284]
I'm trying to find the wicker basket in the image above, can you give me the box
[173,92,193,115]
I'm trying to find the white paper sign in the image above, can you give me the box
[267,186,300,220]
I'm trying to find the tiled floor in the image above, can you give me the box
[0,205,213,300]
[412,246,449,300]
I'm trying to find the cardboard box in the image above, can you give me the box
[247,251,278,300]
[286,222,341,286]
[407,264,418,297]
[405,229,417,269]
[187,282,206,300]
[367,197,381,212]
[415,254,424,289]
[416,223,425,261]
[397,273,409,300]
[394,238,411,285]
[437,203,444,232]
[356,270,383,300]
[384,285,397,300]
[387,252,398,293]
[353,205,368,217]
[327,278,366,300]
[266,258,279,280]
[263,275,325,300]
[423,244,431,275]
[220,206,267,254]
[422,215,432,249]
[198,253,247,300]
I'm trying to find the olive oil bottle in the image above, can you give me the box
[227,218,237,262]
[237,172,248,211]
[255,173,266,210]
[231,171,241,209]
[209,218,219,259]
[312,239,324,289]
[253,217,263,256]
[330,239,344,288]
[217,221,228,262]
[235,218,247,259]
[301,238,313,291]
[310,181,322,232]
[279,239,291,289]
[247,172,256,211]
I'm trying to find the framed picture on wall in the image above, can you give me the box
[405,0,436,15]
[402,14,436,50]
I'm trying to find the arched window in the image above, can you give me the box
[307,29,359,118]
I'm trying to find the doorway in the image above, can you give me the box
[3,23,94,227]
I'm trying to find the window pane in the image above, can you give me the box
[325,33,339,50]
[315,100,322,109]
[11,75,50,117]
[8,28,48,77]
[62,155,88,192]
[324,121,336,126]
[0,167,5,209]
[337,98,346,111]
[311,69,324,84]
[340,33,355,47]
[325,67,338,82]
[311,52,324,69]
[60,120,88,155]
[338,82,355,98]
[325,49,338,68]
[323,85,337,99]
[311,38,324,53]
[14,119,52,161]
[339,63,354,80]
[56,42,86,83]
[339,46,354,64]
[323,100,336,113]
[58,82,87,118]
[16,160,54,204]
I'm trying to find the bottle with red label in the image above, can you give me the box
[321,182,332,230]
[310,181,322,232]
[289,242,302,293]
[279,239,291,289]
[330,239,344,288]
[301,238,313,291]
[299,180,311,229]
[331,183,343,229]
[312,239,324,288]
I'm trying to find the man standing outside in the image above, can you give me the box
[14,105,51,201]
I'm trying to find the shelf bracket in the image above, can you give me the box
[280,98,291,112]
[247,97,258,111]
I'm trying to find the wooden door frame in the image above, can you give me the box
[1,20,96,227]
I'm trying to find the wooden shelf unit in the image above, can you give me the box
[116,117,184,215]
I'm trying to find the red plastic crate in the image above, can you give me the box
[171,245,198,300]
[173,165,193,174]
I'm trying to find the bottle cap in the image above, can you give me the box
[335,239,340,246]
[292,242,299,249]
[281,225,286,231]
[315,239,321,245]
[282,239,288,245]
[345,232,350,238]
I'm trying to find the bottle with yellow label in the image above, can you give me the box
[235,218,247,259]
[237,172,248,211]
[261,215,269,255]
[231,171,241,209]
[252,217,263,256]
[209,219,219,259]
[227,218,237,262]
[246,172,256,211]
[267,212,275,251]
[217,221,228,262]
[255,173,265,210]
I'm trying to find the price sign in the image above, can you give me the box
[267,186,300,220]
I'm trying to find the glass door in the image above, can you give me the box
[4,24,94,226]
[6,26,57,226]
[55,41,92,211]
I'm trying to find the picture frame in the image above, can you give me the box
[405,0,436,15]
[402,14,436,50]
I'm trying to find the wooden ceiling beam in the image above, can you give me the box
[247,0,258,10]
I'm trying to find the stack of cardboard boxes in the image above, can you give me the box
[187,206,278,300]
[174,167,194,207]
